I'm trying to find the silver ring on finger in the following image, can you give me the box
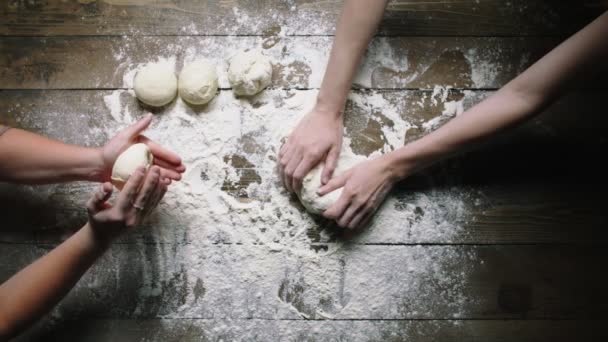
[132,203,145,211]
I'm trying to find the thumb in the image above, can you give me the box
[318,172,347,196]
[87,183,113,214]
[124,113,153,137]
[321,144,341,185]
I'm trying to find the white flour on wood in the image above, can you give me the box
[12,24,511,331]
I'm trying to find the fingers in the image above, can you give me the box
[87,182,114,214]
[318,172,348,196]
[138,135,184,170]
[142,179,168,218]
[116,166,146,211]
[133,166,161,214]
[337,200,363,228]
[278,142,293,189]
[149,180,168,210]
[282,149,302,193]
[124,113,153,137]
[291,157,317,193]
[322,191,351,221]
[349,209,375,230]
[154,160,183,181]
[321,144,341,185]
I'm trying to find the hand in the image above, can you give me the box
[318,155,398,229]
[86,166,167,243]
[279,107,343,193]
[99,114,185,184]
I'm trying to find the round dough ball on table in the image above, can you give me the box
[228,50,272,96]
[111,143,154,189]
[178,59,218,105]
[134,63,178,107]
[297,152,365,215]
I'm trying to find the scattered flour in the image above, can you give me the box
[24,23,507,329]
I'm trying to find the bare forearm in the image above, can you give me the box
[316,0,389,116]
[0,129,105,184]
[0,223,107,339]
[387,11,608,179]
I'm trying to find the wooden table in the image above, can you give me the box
[1,1,608,341]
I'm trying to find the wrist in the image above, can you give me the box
[384,144,428,181]
[78,223,114,254]
[314,93,344,120]
[86,147,107,182]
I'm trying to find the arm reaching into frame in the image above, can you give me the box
[0,166,167,340]
[278,0,389,192]
[0,114,185,184]
[319,11,608,229]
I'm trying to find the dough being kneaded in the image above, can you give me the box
[297,151,365,215]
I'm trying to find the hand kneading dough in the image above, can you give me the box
[111,143,153,189]
[228,50,272,96]
[297,152,365,215]
[134,63,178,107]
[178,60,218,105]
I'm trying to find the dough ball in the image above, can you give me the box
[111,143,153,189]
[134,63,177,107]
[178,59,218,105]
[297,152,365,215]
[228,50,272,96]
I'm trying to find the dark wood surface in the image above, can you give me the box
[1,1,608,341]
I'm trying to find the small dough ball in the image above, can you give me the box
[111,143,153,189]
[134,63,177,107]
[297,153,365,215]
[228,50,272,96]
[178,59,218,105]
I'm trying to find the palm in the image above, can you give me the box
[99,114,185,183]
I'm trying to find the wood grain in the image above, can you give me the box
[16,318,608,342]
[1,0,603,37]
[0,36,571,90]
[1,244,608,320]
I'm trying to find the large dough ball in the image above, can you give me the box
[111,143,153,189]
[178,59,218,105]
[228,50,272,96]
[297,153,365,215]
[134,63,178,107]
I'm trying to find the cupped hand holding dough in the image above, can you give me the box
[297,150,366,215]
[228,50,272,96]
[178,59,218,105]
[134,63,178,107]
[111,143,154,189]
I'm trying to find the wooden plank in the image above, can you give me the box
[0,89,606,245]
[1,0,603,37]
[16,318,608,342]
[1,36,574,90]
[1,244,608,320]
